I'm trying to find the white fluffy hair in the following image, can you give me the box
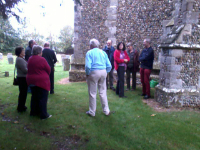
[89,38,100,48]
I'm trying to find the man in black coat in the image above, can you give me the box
[25,40,36,61]
[42,42,57,94]
[139,39,154,99]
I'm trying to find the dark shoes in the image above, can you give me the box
[119,96,127,98]
[86,111,94,117]
[143,95,151,99]
[110,87,115,91]
[42,115,52,120]
[50,91,54,94]
[17,106,27,112]
[126,88,135,91]
[139,93,146,96]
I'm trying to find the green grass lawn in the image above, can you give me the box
[0,56,200,150]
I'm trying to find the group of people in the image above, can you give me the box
[85,38,154,117]
[15,40,57,119]
[15,38,154,119]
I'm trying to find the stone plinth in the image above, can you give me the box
[155,0,200,108]
[155,45,200,107]
[69,55,85,81]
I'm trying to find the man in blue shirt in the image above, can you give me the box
[103,40,115,91]
[85,39,112,117]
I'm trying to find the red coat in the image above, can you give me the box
[26,55,51,91]
[114,49,130,70]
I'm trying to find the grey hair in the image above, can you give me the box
[107,39,112,43]
[90,39,100,48]
[32,45,43,55]
[127,42,132,47]
[145,38,151,44]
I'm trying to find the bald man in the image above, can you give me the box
[103,40,115,91]
[42,42,57,94]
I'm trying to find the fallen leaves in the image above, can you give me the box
[14,121,19,124]
[151,114,156,117]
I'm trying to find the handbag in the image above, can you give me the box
[13,67,19,86]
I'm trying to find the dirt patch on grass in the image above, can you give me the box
[58,78,71,85]
[58,78,86,85]
[142,98,200,113]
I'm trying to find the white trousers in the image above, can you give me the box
[87,70,110,116]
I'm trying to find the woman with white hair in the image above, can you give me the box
[26,45,52,119]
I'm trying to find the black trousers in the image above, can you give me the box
[116,66,125,97]
[17,77,28,111]
[126,67,136,89]
[106,68,114,89]
[50,67,54,93]
[30,86,49,119]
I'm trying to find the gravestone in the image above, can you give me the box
[62,55,71,71]
[155,0,200,108]
[0,53,3,60]
[7,53,13,64]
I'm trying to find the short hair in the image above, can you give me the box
[90,39,100,48]
[44,42,50,47]
[107,40,112,43]
[15,46,24,57]
[117,42,126,51]
[145,38,151,44]
[29,40,34,47]
[32,45,43,55]
[127,42,132,47]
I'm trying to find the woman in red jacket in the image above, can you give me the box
[114,42,130,98]
[26,45,52,119]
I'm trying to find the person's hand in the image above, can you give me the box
[124,59,128,63]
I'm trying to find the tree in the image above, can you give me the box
[58,25,74,53]
[27,28,45,46]
[0,16,22,53]
[0,0,23,22]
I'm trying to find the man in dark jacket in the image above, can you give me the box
[103,40,115,91]
[42,42,57,94]
[126,42,139,91]
[139,39,154,99]
[25,40,36,61]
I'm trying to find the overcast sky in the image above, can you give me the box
[10,0,74,38]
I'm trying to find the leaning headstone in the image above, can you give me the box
[7,53,13,64]
[0,53,3,60]
[63,57,70,71]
